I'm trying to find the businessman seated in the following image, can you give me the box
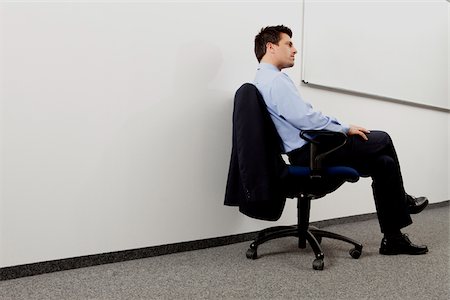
[252,25,428,255]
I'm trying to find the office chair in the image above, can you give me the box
[225,83,363,270]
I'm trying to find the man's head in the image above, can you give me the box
[254,25,297,70]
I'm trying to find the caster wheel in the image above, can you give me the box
[349,248,362,259]
[313,258,324,270]
[246,248,257,259]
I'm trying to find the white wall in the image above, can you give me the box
[0,1,448,268]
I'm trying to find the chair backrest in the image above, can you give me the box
[224,83,289,220]
[233,83,287,173]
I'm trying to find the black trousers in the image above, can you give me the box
[288,130,412,233]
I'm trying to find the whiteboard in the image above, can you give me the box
[301,0,449,110]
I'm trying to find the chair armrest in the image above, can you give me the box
[299,130,347,176]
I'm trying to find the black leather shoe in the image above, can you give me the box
[379,234,428,255]
[406,195,428,214]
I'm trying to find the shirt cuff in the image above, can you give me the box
[341,123,350,134]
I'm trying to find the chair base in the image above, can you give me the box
[245,225,363,270]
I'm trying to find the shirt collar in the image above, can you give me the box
[257,62,280,72]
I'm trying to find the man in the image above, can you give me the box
[253,25,428,255]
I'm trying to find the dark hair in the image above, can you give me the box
[254,25,293,62]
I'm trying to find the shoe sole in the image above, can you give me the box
[379,249,428,255]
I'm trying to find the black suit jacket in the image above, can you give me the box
[224,83,289,221]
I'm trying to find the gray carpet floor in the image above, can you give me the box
[1,205,448,300]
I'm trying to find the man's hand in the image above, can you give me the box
[348,125,370,141]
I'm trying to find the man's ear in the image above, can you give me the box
[266,42,275,54]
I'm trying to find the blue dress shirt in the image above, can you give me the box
[254,63,349,153]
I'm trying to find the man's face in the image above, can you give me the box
[269,33,297,69]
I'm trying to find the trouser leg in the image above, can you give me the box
[288,130,412,233]
[370,154,412,233]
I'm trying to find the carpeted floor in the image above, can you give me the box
[0,204,448,300]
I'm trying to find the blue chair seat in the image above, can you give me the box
[288,165,359,183]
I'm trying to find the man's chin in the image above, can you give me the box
[285,62,295,68]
